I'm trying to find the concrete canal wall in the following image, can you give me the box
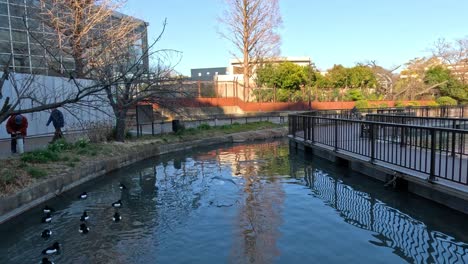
[289,137,468,215]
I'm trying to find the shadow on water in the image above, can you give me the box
[0,139,466,264]
[289,148,468,263]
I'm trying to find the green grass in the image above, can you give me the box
[0,170,16,185]
[143,121,282,142]
[25,166,47,179]
[20,138,100,164]
[21,149,60,163]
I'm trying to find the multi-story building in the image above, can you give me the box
[228,56,311,75]
[447,59,468,84]
[0,0,149,76]
[190,67,227,81]
[0,1,149,139]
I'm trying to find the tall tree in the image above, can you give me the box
[219,0,282,88]
[432,37,468,83]
[34,0,143,78]
[100,22,183,142]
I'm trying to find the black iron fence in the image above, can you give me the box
[135,113,288,137]
[365,114,468,129]
[289,114,468,185]
[305,105,467,119]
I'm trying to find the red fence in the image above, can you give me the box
[147,98,436,112]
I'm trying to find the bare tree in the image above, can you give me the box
[99,22,183,142]
[219,0,282,88]
[362,61,400,99]
[34,0,143,78]
[431,37,468,83]
[393,57,444,100]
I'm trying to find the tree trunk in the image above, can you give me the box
[114,109,128,142]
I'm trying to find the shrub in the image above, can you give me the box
[47,139,72,152]
[252,89,274,102]
[407,101,420,107]
[21,149,60,163]
[354,100,369,109]
[198,123,211,130]
[395,101,405,108]
[436,96,458,106]
[276,89,290,102]
[426,101,439,107]
[344,89,364,101]
[0,170,16,185]
[25,166,47,179]
[68,121,113,143]
[74,138,90,149]
[379,103,389,108]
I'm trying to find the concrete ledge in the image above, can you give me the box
[289,136,468,215]
[0,127,287,224]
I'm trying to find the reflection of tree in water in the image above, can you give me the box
[155,157,212,229]
[230,142,288,264]
[289,157,468,263]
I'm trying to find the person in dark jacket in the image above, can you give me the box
[46,108,64,142]
[6,114,28,153]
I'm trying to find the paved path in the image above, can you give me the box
[294,124,468,186]
[0,132,86,158]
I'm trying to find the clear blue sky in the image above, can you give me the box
[125,0,468,75]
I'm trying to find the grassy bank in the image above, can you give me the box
[0,121,283,196]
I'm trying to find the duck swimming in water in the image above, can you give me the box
[119,183,127,190]
[43,206,54,214]
[112,200,122,208]
[79,223,90,234]
[41,229,52,239]
[78,192,88,199]
[80,211,89,221]
[42,242,60,255]
[41,213,52,223]
[113,212,122,222]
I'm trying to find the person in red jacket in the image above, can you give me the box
[6,114,28,154]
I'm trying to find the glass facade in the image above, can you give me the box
[0,0,148,76]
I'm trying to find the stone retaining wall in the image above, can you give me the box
[0,128,288,224]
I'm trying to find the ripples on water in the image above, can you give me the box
[0,140,467,263]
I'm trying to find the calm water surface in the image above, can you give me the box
[0,140,467,263]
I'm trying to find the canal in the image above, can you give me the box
[0,140,467,263]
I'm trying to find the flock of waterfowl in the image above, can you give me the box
[39,183,127,264]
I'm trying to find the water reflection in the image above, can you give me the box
[0,140,467,264]
[289,154,468,264]
[225,143,285,264]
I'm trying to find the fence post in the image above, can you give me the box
[303,116,307,141]
[429,128,437,182]
[334,119,338,152]
[311,117,315,143]
[451,120,456,157]
[152,122,154,136]
[370,123,375,163]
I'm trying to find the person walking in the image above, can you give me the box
[46,108,64,142]
[6,114,28,154]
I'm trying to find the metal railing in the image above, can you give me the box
[304,105,467,119]
[135,113,288,137]
[365,114,468,129]
[289,114,468,185]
